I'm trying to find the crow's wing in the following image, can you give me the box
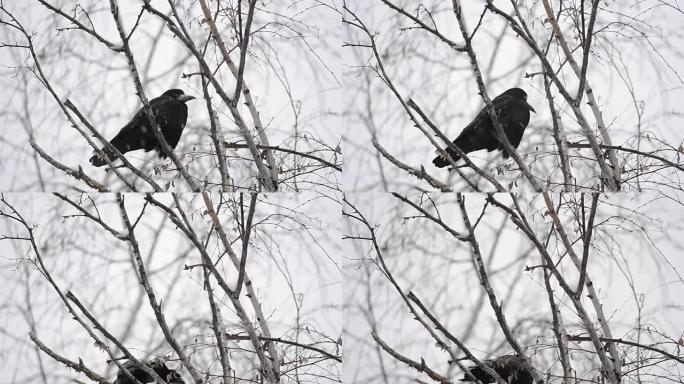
[107,96,170,152]
[454,95,514,152]
[496,98,531,157]
[433,94,522,167]
[460,363,496,383]
[460,95,515,134]
[113,361,154,384]
[90,95,179,166]
[151,98,188,152]
[114,96,168,135]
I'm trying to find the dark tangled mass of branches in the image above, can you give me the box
[112,360,184,384]
[459,356,541,384]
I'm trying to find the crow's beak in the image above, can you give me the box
[528,103,536,114]
[178,95,196,102]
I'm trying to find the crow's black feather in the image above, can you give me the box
[460,355,541,384]
[433,88,535,168]
[113,359,185,384]
[90,89,195,167]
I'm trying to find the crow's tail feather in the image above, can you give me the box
[433,149,460,168]
[433,135,477,168]
[460,366,493,383]
[89,146,118,167]
[90,131,136,167]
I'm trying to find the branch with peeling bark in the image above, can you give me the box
[195,0,278,191]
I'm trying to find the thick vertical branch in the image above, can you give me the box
[539,0,621,189]
[236,193,257,296]
[541,257,573,384]
[543,76,573,191]
[203,268,233,383]
[576,193,599,297]
[232,0,257,103]
[201,75,231,190]
[576,0,600,102]
[199,192,280,381]
[196,0,278,190]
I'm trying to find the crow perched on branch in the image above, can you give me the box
[433,88,536,168]
[89,89,196,167]
[460,355,541,384]
[113,359,185,384]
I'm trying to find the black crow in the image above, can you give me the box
[460,355,541,384]
[113,359,185,384]
[433,88,536,168]
[89,89,196,167]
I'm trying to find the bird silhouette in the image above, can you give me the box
[113,359,184,384]
[433,88,535,168]
[460,355,541,384]
[90,89,195,167]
